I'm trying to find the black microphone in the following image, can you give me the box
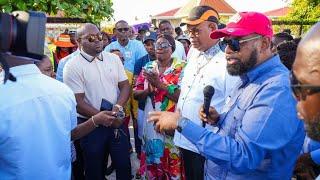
[203,85,215,127]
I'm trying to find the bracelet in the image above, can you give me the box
[91,116,98,127]
[167,84,178,95]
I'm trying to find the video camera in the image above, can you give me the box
[0,11,47,83]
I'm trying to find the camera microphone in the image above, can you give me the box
[203,85,215,128]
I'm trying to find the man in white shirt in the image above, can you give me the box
[158,20,187,60]
[173,6,239,179]
[63,23,131,180]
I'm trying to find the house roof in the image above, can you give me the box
[264,7,291,17]
[155,7,180,17]
[154,0,236,18]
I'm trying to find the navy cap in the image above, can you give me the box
[143,31,157,43]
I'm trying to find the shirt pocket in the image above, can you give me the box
[230,105,246,138]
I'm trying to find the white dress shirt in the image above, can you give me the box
[173,44,239,153]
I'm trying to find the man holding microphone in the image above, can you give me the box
[149,12,305,179]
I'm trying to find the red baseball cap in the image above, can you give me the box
[210,12,273,39]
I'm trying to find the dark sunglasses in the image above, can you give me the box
[290,71,320,100]
[155,42,172,50]
[82,34,103,42]
[117,28,129,32]
[221,35,262,52]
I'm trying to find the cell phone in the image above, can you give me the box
[143,66,154,74]
[100,98,113,111]
[100,99,125,120]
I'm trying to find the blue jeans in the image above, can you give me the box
[79,118,131,180]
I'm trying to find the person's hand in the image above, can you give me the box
[147,83,155,93]
[148,110,181,133]
[199,106,220,125]
[94,111,117,127]
[143,70,162,88]
[111,105,125,128]
[293,153,319,179]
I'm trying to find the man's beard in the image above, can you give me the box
[227,49,258,76]
[305,116,320,141]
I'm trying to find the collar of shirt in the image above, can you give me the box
[243,55,281,85]
[116,39,132,49]
[198,43,221,60]
[80,50,103,63]
[9,64,41,77]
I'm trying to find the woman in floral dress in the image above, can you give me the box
[133,34,186,179]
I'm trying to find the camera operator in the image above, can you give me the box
[0,11,116,179]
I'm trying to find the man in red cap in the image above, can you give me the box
[149,12,305,179]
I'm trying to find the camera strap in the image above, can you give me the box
[0,53,16,83]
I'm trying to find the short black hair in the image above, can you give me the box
[277,40,298,70]
[175,27,182,35]
[274,32,294,41]
[282,29,291,35]
[157,34,176,52]
[115,20,128,28]
[159,20,172,27]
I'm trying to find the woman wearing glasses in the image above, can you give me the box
[134,34,186,179]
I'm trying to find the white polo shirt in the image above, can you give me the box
[63,50,128,118]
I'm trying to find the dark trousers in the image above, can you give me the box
[181,148,205,180]
[79,118,132,180]
[72,140,85,180]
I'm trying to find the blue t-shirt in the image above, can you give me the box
[105,39,147,73]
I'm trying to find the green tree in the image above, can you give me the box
[286,0,320,20]
[0,0,114,24]
[282,0,320,35]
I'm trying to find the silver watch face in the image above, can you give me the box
[115,105,123,111]
[116,110,125,120]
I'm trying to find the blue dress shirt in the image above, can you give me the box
[105,39,147,73]
[179,55,305,179]
[0,64,77,179]
[302,137,320,164]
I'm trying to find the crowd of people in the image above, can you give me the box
[1,4,320,180]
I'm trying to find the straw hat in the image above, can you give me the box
[54,34,75,48]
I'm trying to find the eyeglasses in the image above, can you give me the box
[117,28,129,32]
[221,35,262,52]
[155,42,172,50]
[82,34,103,42]
[290,71,320,100]
[186,28,202,37]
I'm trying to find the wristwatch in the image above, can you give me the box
[177,118,188,133]
[114,104,123,111]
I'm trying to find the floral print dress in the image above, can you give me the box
[134,58,186,180]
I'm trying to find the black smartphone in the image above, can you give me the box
[100,98,113,111]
